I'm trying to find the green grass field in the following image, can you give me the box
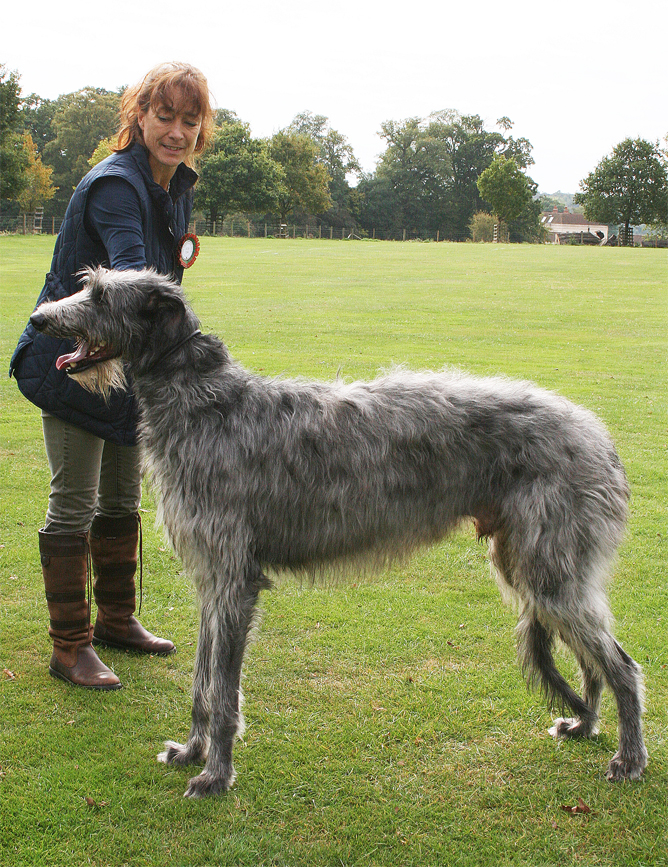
[1,236,666,866]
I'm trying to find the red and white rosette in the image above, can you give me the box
[177,233,200,268]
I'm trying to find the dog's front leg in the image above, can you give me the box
[158,598,214,768]
[184,576,262,798]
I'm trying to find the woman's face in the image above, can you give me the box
[138,90,202,188]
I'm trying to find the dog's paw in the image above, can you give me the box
[158,739,205,766]
[549,717,598,740]
[606,750,647,782]
[184,768,236,799]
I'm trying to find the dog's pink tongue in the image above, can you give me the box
[56,342,89,370]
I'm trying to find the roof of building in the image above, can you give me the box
[541,207,606,228]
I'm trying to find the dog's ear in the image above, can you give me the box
[144,283,188,341]
[145,284,186,317]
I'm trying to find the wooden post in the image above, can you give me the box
[402,228,406,241]
[330,226,333,240]
[436,230,440,242]
[265,223,267,237]
[319,225,322,239]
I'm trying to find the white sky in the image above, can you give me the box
[4,0,666,194]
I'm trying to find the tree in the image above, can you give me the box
[477,156,534,226]
[19,93,57,154]
[507,194,545,244]
[357,111,533,240]
[574,138,668,243]
[374,115,453,233]
[431,111,506,238]
[287,111,360,225]
[16,133,57,214]
[42,87,120,212]
[356,172,397,236]
[0,65,21,134]
[195,119,282,224]
[88,137,117,168]
[0,65,28,201]
[268,131,331,224]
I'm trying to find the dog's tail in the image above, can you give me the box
[516,610,597,724]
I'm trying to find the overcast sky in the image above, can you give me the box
[4,0,666,194]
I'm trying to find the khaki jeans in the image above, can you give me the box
[41,412,142,534]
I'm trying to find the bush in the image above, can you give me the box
[469,211,496,242]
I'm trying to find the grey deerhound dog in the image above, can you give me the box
[29,266,647,798]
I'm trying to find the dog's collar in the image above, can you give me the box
[154,329,202,365]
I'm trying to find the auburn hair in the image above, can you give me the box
[115,62,214,163]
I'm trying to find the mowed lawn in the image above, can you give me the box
[0,236,666,867]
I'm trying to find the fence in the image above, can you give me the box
[193,220,361,240]
[0,203,473,242]
[1,213,65,235]
[2,214,465,242]
[15,213,658,244]
[192,218,470,243]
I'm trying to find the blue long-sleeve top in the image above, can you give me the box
[84,177,149,270]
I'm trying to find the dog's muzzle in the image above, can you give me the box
[29,309,119,373]
[29,310,47,331]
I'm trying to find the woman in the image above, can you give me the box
[10,62,214,689]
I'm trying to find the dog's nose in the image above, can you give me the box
[30,310,47,330]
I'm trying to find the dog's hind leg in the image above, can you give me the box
[517,578,645,778]
[552,618,647,781]
[516,609,599,735]
[602,639,647,781]
[550,653,603,739]
[158,599,215,767]
[491,533,599,733]
[184,565,270,799]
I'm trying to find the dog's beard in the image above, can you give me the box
[68,357,127,398]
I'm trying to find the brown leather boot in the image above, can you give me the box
[90,513,175,656]
[39,530,122,690]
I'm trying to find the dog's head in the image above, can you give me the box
[30,266,197,396]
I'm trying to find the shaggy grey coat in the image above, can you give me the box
[29,267,648,798]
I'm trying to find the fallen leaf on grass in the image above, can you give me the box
[560,798,595,816]
[85,797,109,808]
[3,669,16,680]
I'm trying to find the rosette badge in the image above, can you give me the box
[177,233,200,268]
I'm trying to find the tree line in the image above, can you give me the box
[2,64,667,242]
